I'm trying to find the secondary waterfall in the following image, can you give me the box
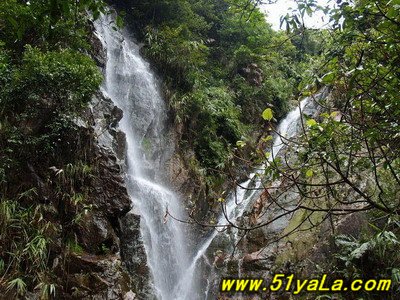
[94,15,195,300]
[95,12,326,300]
[182,91,326,299]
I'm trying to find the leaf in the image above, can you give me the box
[392,268,400,283]
[92,9,100,20]
[262,108,273,121]
[306,119,317,126]
[7,17,18,30]
[0,259,4,273]
[306,6,313,17]
[236,140,246,148]
[279,15,286,29]
[7,278,27,295]
[320,112,330,119]
[330,111,339,118]
[306,169,314,178]
[262,135,273,142]
[319,72,335,84]
[116,15,124,28]
[350,242,370,259]
[60,1,71,16]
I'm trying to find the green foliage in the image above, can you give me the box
[0,0,108,52]
[7,278,27,296]
[262,108,273,121]
[67,239,84,255]
[256,2,400,298]
[280,0,400,215]
[6,46,101,111]
[329,219,400,299]
[124,0,313,175]
[0,0,106,296]
[185,86,244,168]
[145,24,209,85]
[36,281,56,299]
[0,46,101,179]
[0,199,54,297]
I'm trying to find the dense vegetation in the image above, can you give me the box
[112,1,400,298]
[250,0,400,299]
[0,0,399,299]
[0,0,319,296]
[112,0,319,175]
[0,0,110,297]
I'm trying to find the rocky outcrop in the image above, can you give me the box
[55,30,150,298]
[120,210,151,298]
[61,91,141,299]
[89,29,152,297]
[166,147,209,220]
[238,63,263,86]
[12,90,143,299]
[75,95,132,254]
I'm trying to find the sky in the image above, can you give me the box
[260,0,331,30]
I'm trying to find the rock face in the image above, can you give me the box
[0,23,150,299]
[62,91,144,299]
[76,94,132,256]
[88,30,151,298]
[51,30,150,299]
[166,146,209,220]
[120,210,150,294]
[15,90,145,299]
[239,63,263,86]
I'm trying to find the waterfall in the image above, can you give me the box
[94,15,195,300]
[94,12,326,299]
[181,91,326,299]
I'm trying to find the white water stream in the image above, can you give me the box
[95,13,324,300]
[185,95,321,299]
[95,15,194,300]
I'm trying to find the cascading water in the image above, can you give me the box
[94,15,195,300]
[182,91,327,299]
[95,12,326,299]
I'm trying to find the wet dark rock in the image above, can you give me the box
[111,106,124,126]
[166,149,209,221]
[78,212,119,253]
[240,228,268,253]
[84,88,153,297]
[242,251,274,272]
[120,210,153,298]
[91,151,131,217]
[113,130,127,160]
[64,254,133,299]
[239,63,263,86]
[89,22,107,68]
[59,88,148,297]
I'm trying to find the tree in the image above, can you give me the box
[175,3,399,295]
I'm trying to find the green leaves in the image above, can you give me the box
[17,46,102,108]
[262,108,274,121]
[236,140,246,148]
[262,135,273,142]
[0,0,111,51]
[318,72,335,84]
[0,1,116,297]
[305,169,314,178]
[7,278,27,295]
[306,118,317,126]
[115,15,124,28]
